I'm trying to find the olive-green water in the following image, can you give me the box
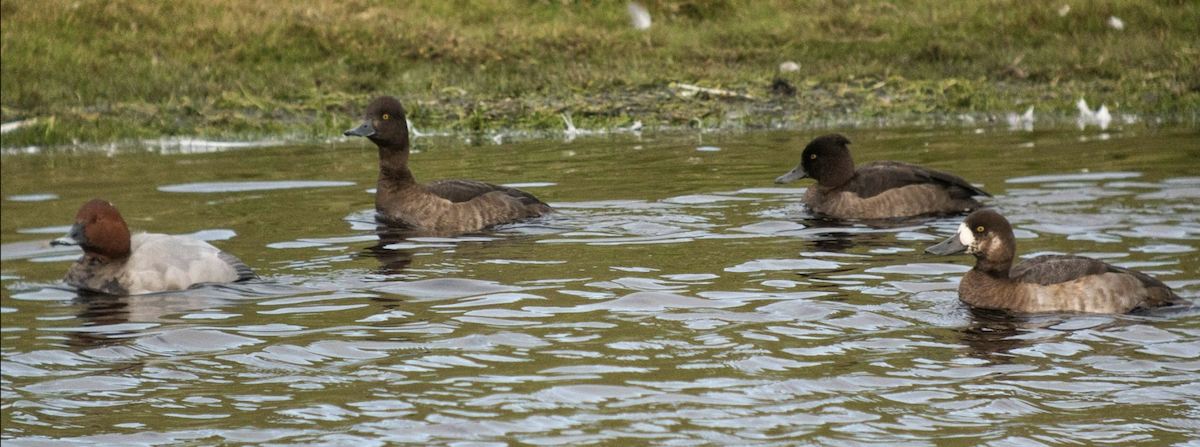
[2,125,1198,445]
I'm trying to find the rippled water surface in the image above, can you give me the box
[2,126,1199,445]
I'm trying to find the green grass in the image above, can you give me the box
[1,0,1197,146]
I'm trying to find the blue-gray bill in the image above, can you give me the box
[774,167,807,184]
[50,222,86,247]
[926,232,967,255]
[344,121,376,137]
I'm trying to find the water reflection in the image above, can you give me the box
[363,227,416,274]
[953,309,1074,363]
[2,128,1198,445]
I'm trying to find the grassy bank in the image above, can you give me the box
[1,0,1197,147]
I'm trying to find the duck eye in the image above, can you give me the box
[382,113,390,120]
[976,225,985,233]
[810,154,817,160]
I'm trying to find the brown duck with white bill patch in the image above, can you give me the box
[926,209,1186,314]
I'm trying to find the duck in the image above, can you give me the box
[343,96,552,232]
[926,209,1186,314]
[774,134,990,219]
[50,199,255,295]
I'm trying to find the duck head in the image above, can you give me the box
[344,96,410,151]
[775,134,855,187]
[926,209,1015,273]
[51,199,132,261]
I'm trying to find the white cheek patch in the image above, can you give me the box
[957,222,975,246]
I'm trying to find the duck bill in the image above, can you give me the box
[925,233,967,255]
[344,121,376,138]
[51,222,86,247]
[774,166,808,184]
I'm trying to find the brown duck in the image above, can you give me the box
[926,209,1186,314]
[775,134,990,219]
[343,96,552,232]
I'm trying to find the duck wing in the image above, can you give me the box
[848,161,991,199]
[1012,254,1181,303]
[1011,255,1122,286]
[427,179,549,207]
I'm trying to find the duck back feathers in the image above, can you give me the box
[426,179,550,208]
[851,161,991,200]
[97,233,252,295]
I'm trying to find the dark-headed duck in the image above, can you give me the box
[51,199,255,295]
[926,209,1186,314]
[775,134,990,219]
[343,96,552,232]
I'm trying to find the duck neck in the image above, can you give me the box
[377,144,417,189]
[959,268,1019,310]
[974,255,1012,278]
[959,255,1015,306]
[819,156,856,188]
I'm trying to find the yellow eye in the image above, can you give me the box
[810,154,817,160]
[382,113,390,120]
[976,226,985,232]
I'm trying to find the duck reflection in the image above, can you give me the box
[358,219,558,275]
[362,226,418,274]
[66,292,137,349]
[356,225,497,275]
[954,308,1044,363]
[799,217,859,251]
[798,216,934,252]
[63,286,245,350]
[952,307,1176,363]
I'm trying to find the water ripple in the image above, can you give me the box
[3,129,1198,445]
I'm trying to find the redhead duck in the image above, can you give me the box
[343,96,551,232]
[775,134,990,219]
[926,210,1186,314]
[50,199,255,295]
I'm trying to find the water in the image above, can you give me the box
[2,126,1199,445]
